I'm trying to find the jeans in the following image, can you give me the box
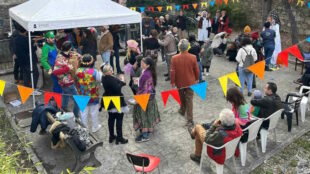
[23,64,39,88]
[108,112,124,138]
[62,84,80,118]
[51,74,62,93]
[198,61,203,82]
[238,66,254,93]
[264,45,275,67]
[101,51,111,64]
[110,48,121,73]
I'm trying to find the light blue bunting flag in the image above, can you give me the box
[175,5,180,11]
[190,81,208,100]
[210,1,215,7]
[140,7,145,13]
[73,95,91,112]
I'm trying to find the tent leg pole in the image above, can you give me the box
[9,17,13,37]
[139,22,143,54]
[28,31,36,109]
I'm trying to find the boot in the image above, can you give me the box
[116,137,128,145]
[109,135,116,143]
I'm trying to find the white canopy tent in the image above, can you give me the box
[9,0,142,108]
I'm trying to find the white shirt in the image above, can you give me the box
[236,45,258,67]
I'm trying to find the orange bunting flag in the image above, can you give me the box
[161,89,181,107]
[183,4,189,10]
[134,94,151,111]
[148,6,155,12]
[247,60,266,80]
[192,3,198,9]
[166,6,173,11]
[224,0,229,4]
[44,92,62,109]
[157,6,163,12]
[17,85,34,104]
[201,2,208,8]
[0,80,5,96]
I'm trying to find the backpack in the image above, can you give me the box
[242,48,255,73]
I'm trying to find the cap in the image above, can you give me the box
[225,28,233,34]
[243,25,251,34]
[45,31,55,39]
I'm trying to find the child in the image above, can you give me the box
[76,54,102,133]
[250,90,262,117]
[200,40,213,76]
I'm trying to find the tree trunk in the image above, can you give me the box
[282,0,299,44]
[262,0,272,25]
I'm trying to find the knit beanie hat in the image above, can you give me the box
[243,25,251,34]
[45,31,55,39]
[253,90,263,99]
[178,39,190,52]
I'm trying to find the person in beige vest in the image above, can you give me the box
[98,25,113,64]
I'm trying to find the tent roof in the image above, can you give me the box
[9,0,141,31]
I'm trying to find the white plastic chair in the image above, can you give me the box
[260,109,284,153]
[299,86,310,122]
[239,119,263,166]
[200,136,241,174]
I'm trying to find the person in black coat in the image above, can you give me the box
[100,65,128,145]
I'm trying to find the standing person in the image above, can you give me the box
[133,57,161,142]
[188,35,203,82]
[211,28,232,56]
[70,28,83,53]
[158,26,177,81]
[10,29,23,84]
[236,37,257,96]
[144,30,160,63]
[260,22,276,71]
[196,11,212,46]
[80,29,97,62]
[41,31,62,93]
[164,14,173,27]
[218,10,229,33]
[110,25,123,74]
[100,65,129,145]
[154,18,162,33]
[200,40,213,76]
[176,11,187,39]
[267,15,281,70]
[53,41,80,118]
[211,10,221,35]
[76,54,102,133]
[171,39,199,126]
[98,25,113,64]
[14,28,41,95]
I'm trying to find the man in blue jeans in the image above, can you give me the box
[260,22,276,71]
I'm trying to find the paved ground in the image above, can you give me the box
[0,52,309,174]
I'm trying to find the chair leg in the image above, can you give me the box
[300,98,308,123]
[232,157,237,174]
[260,129,268,153]
[295,110,299,126]
[254,140,260,157]
[239,143,247,167]
[273,129,277,143]
[199,151,204,174]
[286,112,292,132]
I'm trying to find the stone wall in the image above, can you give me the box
[243,0,310,36]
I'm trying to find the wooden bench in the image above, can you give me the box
[46,112,103,172]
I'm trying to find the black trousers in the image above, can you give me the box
[108,112,124,138]
[14,60,23,81]
[23,64,39,88]
[213,43,227,55]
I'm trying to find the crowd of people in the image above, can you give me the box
[9,8,294,166]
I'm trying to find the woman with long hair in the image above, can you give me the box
[81,29,97,61]
[267,14,281,69]
[133,57,160,142]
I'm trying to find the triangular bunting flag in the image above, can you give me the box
[277,51,289,67]
[183,4,189,10]
[0,80,5,96]
[192,3,198,9]
[73,95,91,112]
[130,7,136,11]
[224,0,229,4]
[308,2,310,9]
[44,92,62,109]
[247,60,266,80]
[161,89,181,107]
[307,37,310,43]
[190,82,208,100]
[175,5,181,11]
[216,0,222,5]
[297,0,304,7]
[201,2,208,8]
[157,6,163,12]
[148,6,155,12]
[134,94,150,111]
[166,6,173,11]
[218,75,228,96]
[286,45,304,61]
[210,1,215,7]
[140,7,145,13]
[103,96,121,113]
[17,85,34,104]
[227,72,241,87]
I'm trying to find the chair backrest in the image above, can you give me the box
[244,119,263,142]
[126,153,150,168]
[225,136,242,160]
[264,109,284,131]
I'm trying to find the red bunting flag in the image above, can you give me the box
[183,4,189,10]
[44,92,62,109]
[286,45,304,61]
[192,3,198,9]
[277,51,289,67]
[157,6,163,12]
[161,89,181,107]
[276,44,303,67]
[148,6,155,12]
[217,0,223,5]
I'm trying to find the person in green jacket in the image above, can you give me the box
[40,31,62,93]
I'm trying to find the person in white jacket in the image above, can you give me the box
[211,28,232,56]
[236,37,257,96]
[196,11,212,45]
[267,15,281,69]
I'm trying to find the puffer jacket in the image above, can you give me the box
[158,32,177,56]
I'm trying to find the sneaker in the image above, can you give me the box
[128,98,136,105]
[190,154,201,163]
[92,124,102,133]
[32,90,42,96]
[248,92,252,97]
[265,67,273,71]
[135,135,150,143]
[164,73,169,77]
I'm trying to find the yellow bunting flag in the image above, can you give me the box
[224,0,229,4]
[17,85,34,104]
[297,0,304,6]
[157,6,163,12]
[192,3,198,9]
[130,7,136,11]
[103,96,121,113]
[166,6,173,11]
[134,94,150,111]
[219,75,229,96]
[201,2,208,8]
[227,72,241,87]
[232,0,239,2]
[247,60,266,80]
[0,80,5,96]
